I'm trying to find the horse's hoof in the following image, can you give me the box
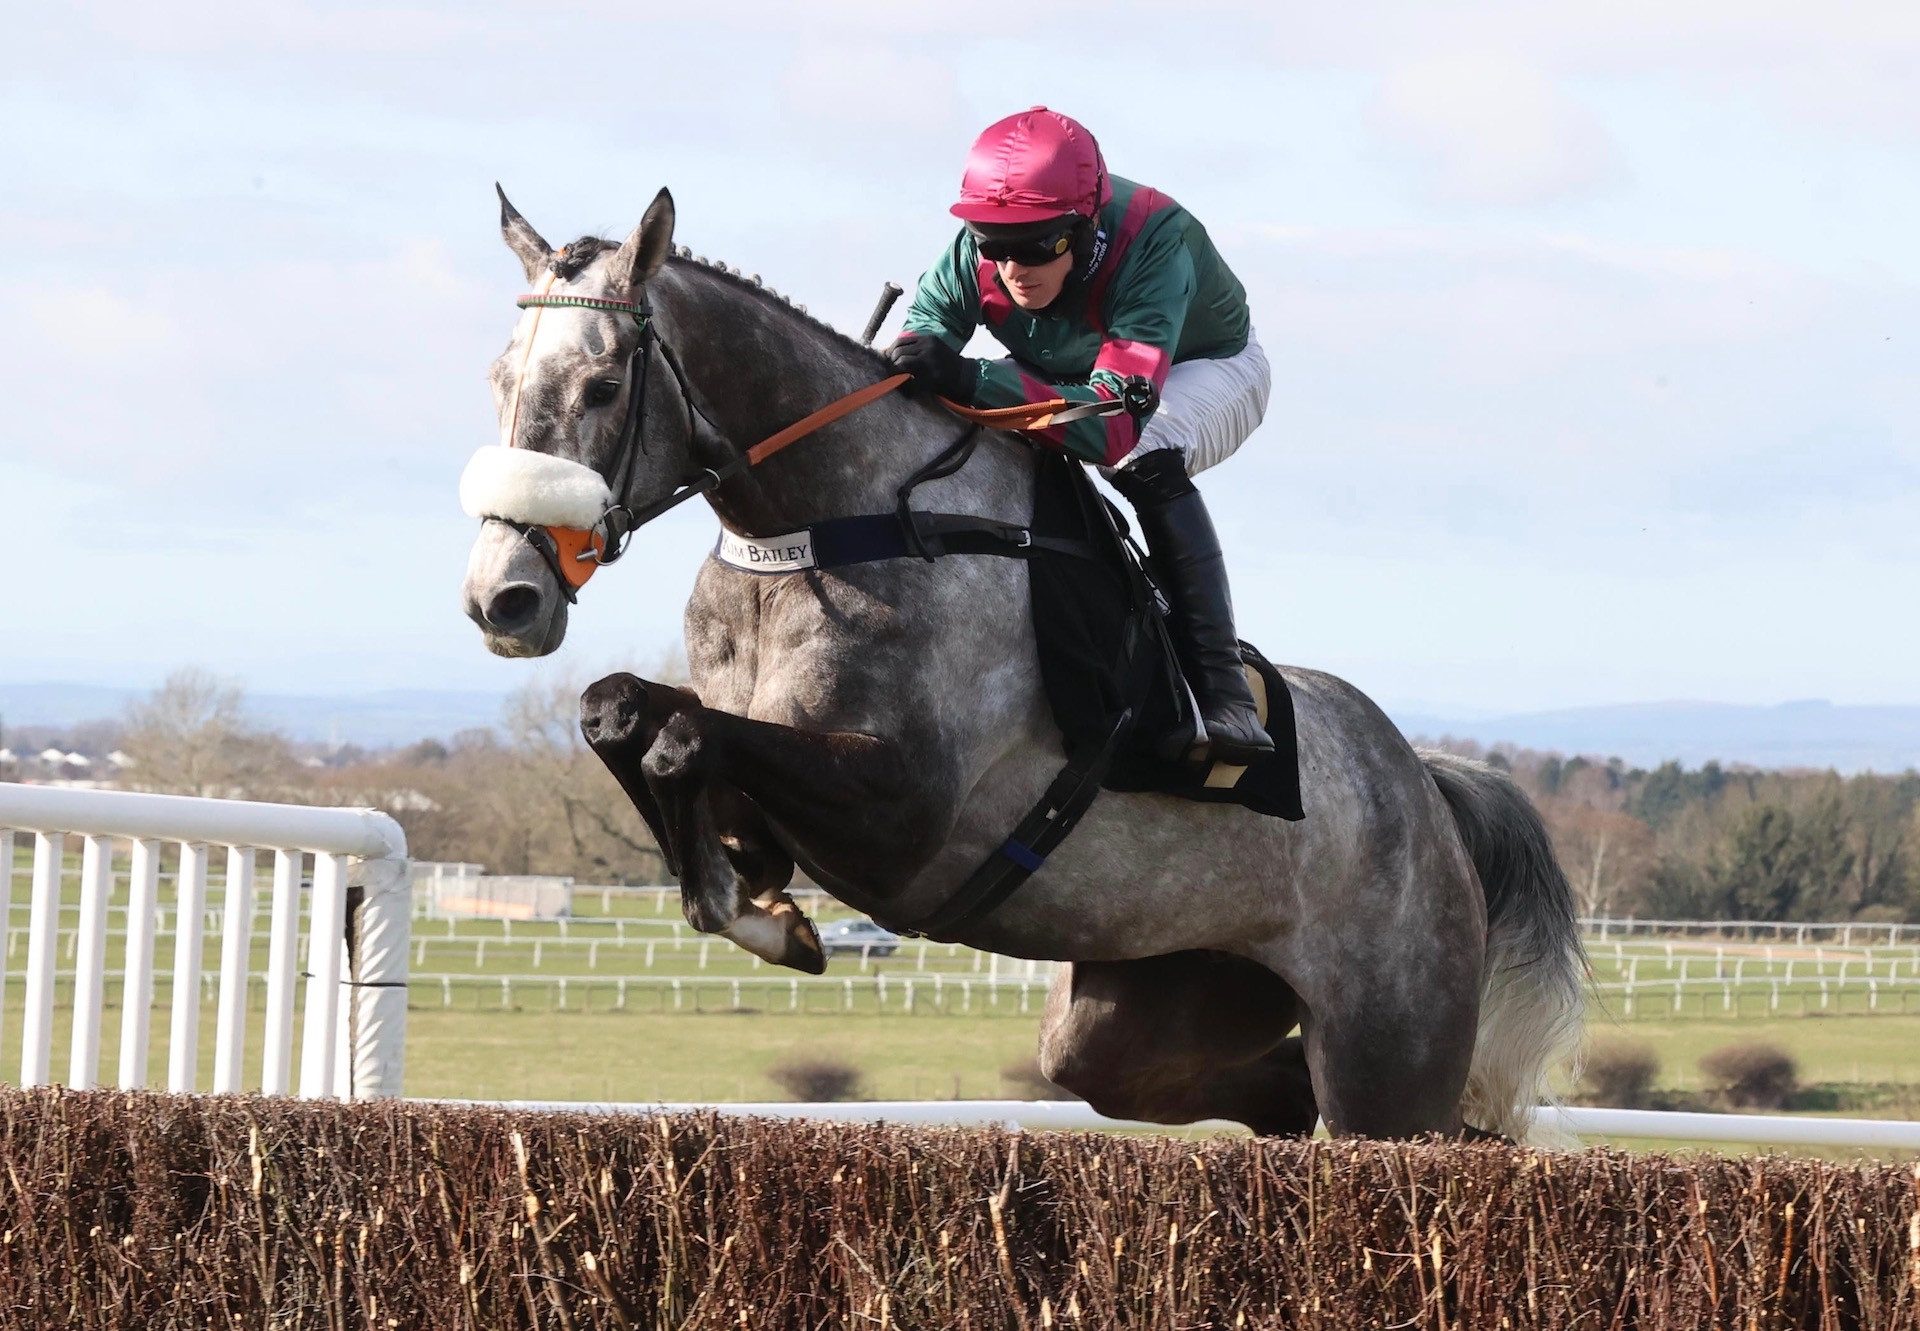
[641,712,707,780]
[579,673,648,746]
[721,893,827,975]
[774,899,828,976]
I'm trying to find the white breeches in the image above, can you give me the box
[1108,328,1270,477]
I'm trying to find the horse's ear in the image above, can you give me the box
[613,188,676,290]
[496,183,552,283]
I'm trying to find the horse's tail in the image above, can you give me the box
[1421,750,1588,1146]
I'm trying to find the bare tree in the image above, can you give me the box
[503,673,666,876]
[1542,800,1655,917]
[121,668,293,798]
[341,668,671,881]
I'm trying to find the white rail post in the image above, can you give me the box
[349,851,410,1099]
[334,974,353,1102]
[212,847,257,1093]
[260,850,303,1095]
[0,830,11,1061]
[167,842,212,1093]
[21,832,66,1087]
[68,834,114,1089]
[118,838,163,1088]
[299,852,350,1098]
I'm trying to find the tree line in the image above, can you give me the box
[106,668,666,883]
[64,669,1920,921]
[1431,740,1920,924]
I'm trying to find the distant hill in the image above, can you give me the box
[5,682,1917,772]
[0,682,508,748]
[1390,700,1920,775]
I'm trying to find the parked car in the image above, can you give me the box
[817,918,902,957]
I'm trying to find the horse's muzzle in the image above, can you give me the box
[462,518,570,657]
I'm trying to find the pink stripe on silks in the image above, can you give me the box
[1085,186,1173,336]
[1094,338,1171,392]
[977,256,1013,327]
[1091,342,1166,466]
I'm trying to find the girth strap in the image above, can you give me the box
[889,579,1159,944]
[905,703,1137,941]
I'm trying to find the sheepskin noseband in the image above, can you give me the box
[460,445,617,594]
[460,445,613,528]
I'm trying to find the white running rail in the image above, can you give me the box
[0,783,410,1099]
[1583,916,1912,946]
[438,1098,1920,1150]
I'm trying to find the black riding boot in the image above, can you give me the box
[1111,450,1274,765]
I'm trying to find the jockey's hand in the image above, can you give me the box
[883,332,981,403]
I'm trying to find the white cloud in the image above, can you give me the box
[22,286,177,357]
[1280,1,1920,144]
[779,40,962,122]
[0,238,500,492]
[1367,50,1625,205]
[1219,223,1918,556]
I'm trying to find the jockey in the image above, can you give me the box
[885,106,1274,764]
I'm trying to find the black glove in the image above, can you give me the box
[883,332,981,403]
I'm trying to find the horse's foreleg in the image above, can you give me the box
[582,674,826,974]
[683,711,937,892]
[708,785,795,897]
[582,669,940,970]
[584,672,937,888]
[703,783,823,971]
[574,672,682,876]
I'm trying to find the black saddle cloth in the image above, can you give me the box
[1026,452,1305,821]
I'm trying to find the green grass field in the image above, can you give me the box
[6,848,1920,1155]
[399,1004,1920,1106]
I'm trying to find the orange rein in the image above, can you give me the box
[545,373,1082,595]
[739,373,1076,469]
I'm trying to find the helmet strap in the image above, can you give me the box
[1071,217,1107,286]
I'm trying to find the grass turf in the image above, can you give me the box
[6,853,1920,1153]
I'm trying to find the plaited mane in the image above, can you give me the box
[549,235,894,373]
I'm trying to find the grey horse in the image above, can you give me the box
[459,189,1587,1141]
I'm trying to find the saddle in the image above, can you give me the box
[1026,452,1305,820]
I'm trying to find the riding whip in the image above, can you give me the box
[861,281,904,345]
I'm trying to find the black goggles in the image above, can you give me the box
[975,225,1077,267]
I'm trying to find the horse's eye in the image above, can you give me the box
[584,379,620,409]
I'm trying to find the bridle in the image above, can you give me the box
[495,285,686,602]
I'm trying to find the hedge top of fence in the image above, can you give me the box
[3,1090,1917,1330]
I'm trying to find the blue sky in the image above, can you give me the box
[2,1,1915,715]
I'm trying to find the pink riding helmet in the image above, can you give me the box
[950,106,1113,225]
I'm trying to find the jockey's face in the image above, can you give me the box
[998,250,1073,311]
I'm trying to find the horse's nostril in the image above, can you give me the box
[484,583,543,633]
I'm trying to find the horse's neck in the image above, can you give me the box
[651,263,1032,534]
